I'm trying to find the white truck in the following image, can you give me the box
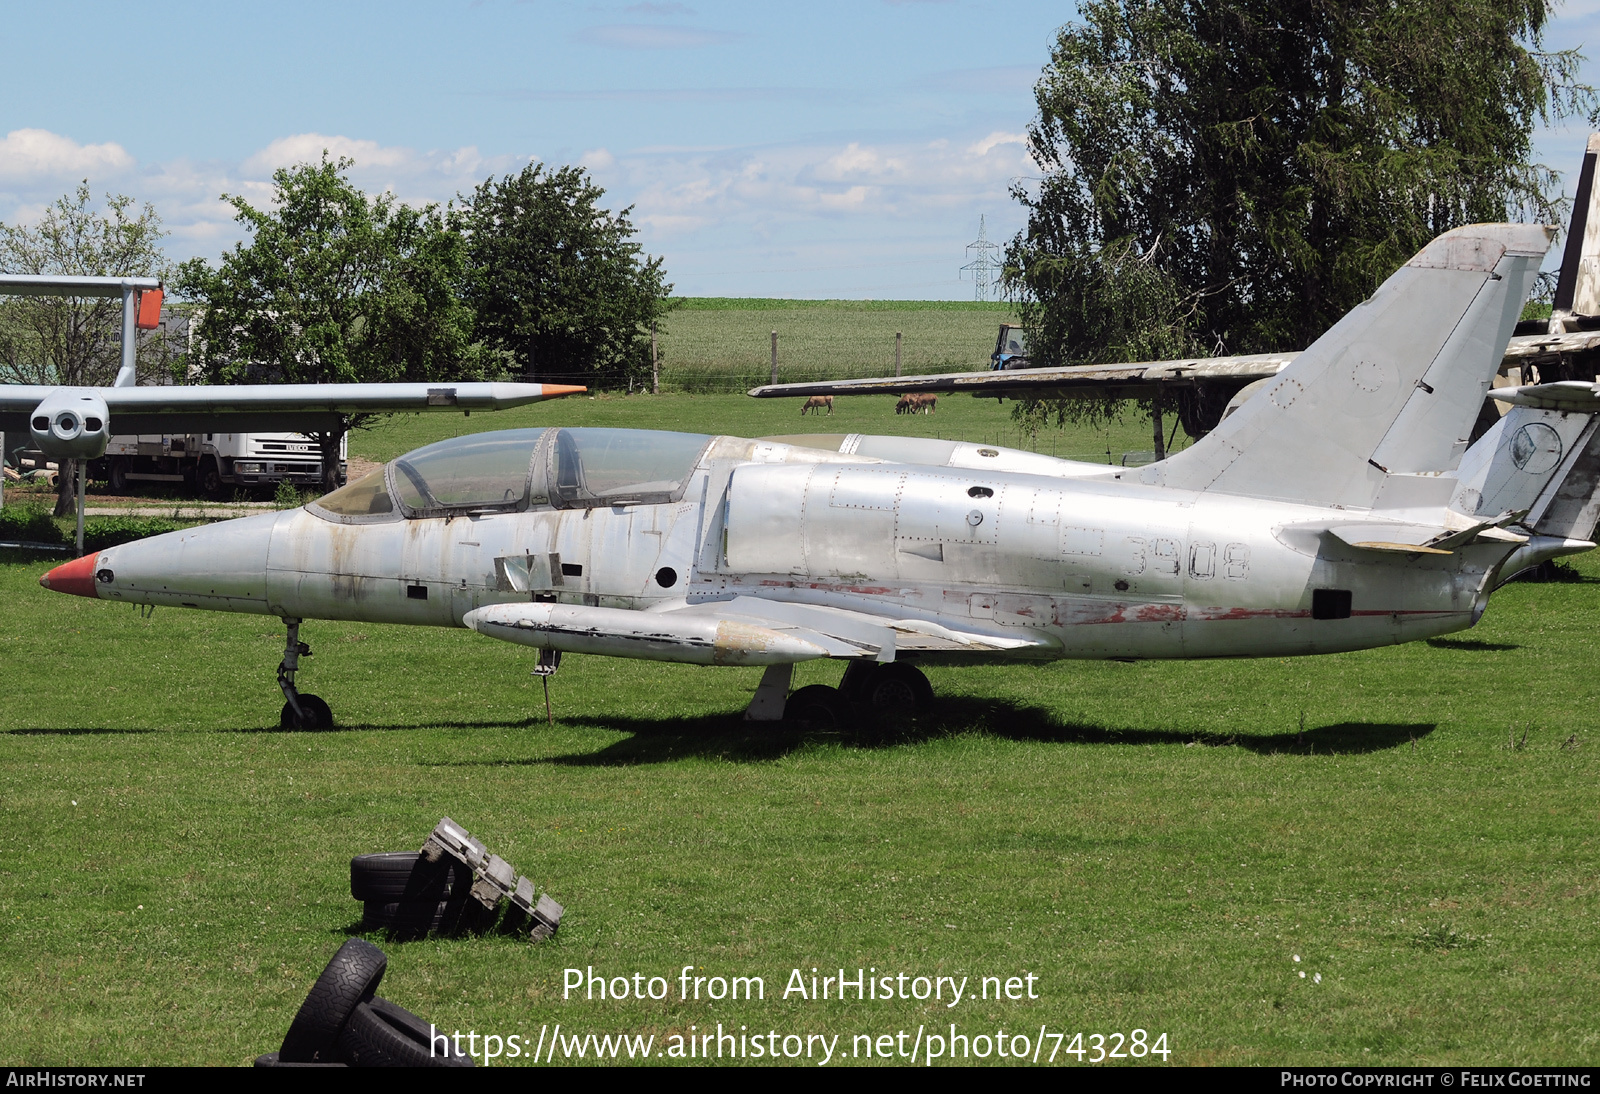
[98,430,347,497]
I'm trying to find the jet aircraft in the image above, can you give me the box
[36,224,1600,730]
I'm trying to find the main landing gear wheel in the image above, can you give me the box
[855,663,934,719]
[784,684,852,730]
[281,694,334,730]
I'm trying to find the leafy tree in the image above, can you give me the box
[1006,0,1597,434]
[176,155,491,490]
[462,164,671,388]
[0,183,169,513]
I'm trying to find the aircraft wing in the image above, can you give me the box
[465,594,1059,666]
[746,332,1600,402]
[0,381,584,435]
[747,353,1297,399]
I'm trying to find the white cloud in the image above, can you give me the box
[967,130,1027,157]
[0,129,133,181]
[0,125,1031,294]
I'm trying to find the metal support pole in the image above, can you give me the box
[115,285,137,388]
[1151,386,1166,462]
[770,330,778,386]
[75,459,85,555]
[650,320,659,395]
[895,331,902,377]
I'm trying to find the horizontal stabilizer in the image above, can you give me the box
[1487,381,1600,411]
[1323,515,1528,555]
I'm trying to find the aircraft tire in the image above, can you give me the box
[784,684,852,730]
[278,938,387,1063]
[335,997,475,1067]
[860,663,934,715]
[280,695,334,731]
[350,852,471,903]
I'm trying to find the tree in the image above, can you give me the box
[176,155,491,490]
[461,164,672,388]
[0,183,170,513]
[1006,0,1597,434]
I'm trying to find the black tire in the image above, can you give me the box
[336,997,476,1067]
[280,694,334,730]
[784,684,852,730]
[253,1051,347,1068]
[350,852,471,902]
[279,938,388,1063]
[332,998,470,1062]
[860,663,934,716]
[837,661,876,700]
[197,458,224,500]
[108,459,129,494]
[362,899,454,933]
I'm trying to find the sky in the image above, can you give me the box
[3,0,1600,300]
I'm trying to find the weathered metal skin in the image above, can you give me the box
[80,431,1516,665]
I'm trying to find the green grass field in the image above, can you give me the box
[654,298,1019,392]
[0,392,1596,1067]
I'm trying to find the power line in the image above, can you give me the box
[959,214,1002,301]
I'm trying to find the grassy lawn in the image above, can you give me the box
[0,392,1595,1067]
[654,298,1019,391]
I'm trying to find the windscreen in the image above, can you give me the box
[392,428,547,512]
[314,465,394,517]
[549,428,710,507]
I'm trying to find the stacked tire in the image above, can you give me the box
[350,852,475,937]
[256,938,473,1068]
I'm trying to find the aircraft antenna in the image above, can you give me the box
[960,215,1003,302]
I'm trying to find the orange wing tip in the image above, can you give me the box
[538,384,588,398]
[40,552,101,598]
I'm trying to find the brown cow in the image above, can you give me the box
[800,395,834,416]
[909,392,937,415]
[895,393,914,414]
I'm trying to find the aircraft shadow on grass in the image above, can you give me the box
[464,697,1438,767]
[1425,637,1522,652]
[3,717,548,736]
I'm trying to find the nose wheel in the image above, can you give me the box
[277,618,334,730]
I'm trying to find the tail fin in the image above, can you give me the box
[1550,133,1600,328]
[1148,224,1553,508]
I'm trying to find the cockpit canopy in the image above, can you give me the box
[311,427,711,522]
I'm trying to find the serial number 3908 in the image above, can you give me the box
[1055,1030,1170,1063]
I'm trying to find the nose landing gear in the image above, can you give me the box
[278,617,334,730]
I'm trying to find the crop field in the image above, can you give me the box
[654,298,1019,392]
[0,392,1597,1067]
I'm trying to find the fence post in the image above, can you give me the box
[770,330,778,386]
[651,320,659,395]
[895,331,902,377]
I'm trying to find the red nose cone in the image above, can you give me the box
[40,552,101,599]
